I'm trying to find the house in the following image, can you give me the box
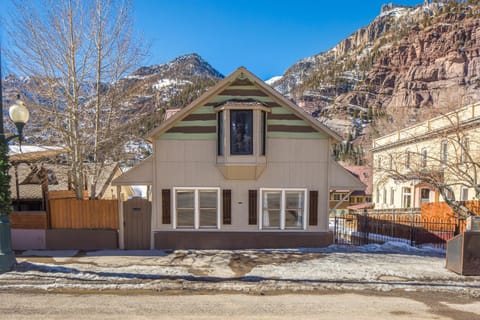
[372,103,480,210]
[9,145,134,211]
[329,166,373,215]
[113,67,364,250]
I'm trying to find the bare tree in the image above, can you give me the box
[374,103,480,219]
[4,0,146,199]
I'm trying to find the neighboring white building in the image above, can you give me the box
[372,103,480,210]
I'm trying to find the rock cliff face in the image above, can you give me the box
[339,9,480,132]
[271,1,480,138]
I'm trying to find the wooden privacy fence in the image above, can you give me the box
[422,201,480,219]
[10,211,47,229]
[49,199,118,229]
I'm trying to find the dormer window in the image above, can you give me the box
[230,110,253,155]
[215,100,269,180]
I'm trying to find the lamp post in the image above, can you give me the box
[0,56,30,272]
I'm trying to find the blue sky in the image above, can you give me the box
[1,0,425,80]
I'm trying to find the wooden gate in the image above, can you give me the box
[123,198,152,250]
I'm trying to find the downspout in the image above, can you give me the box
[150,141,157,250]
[326,139,332,230]
[117,186,124,249]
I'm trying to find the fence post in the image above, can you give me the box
[363,209,369,245]
[391,209,394,239]
[409,208,415,247]
[334,215,338,244]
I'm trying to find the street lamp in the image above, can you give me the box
[0,88,30,272]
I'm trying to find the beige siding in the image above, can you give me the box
[153,138,331,232]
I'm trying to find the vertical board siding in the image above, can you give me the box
[49,200,118,229]
[123,198,152,250]
[162,189,171,224]
[309,190,319,226]
[248,190,258,225]
[223,189,232,224]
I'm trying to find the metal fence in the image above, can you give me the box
[332,212,465,249]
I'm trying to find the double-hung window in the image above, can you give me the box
[173,188,220,229]
[260,188,307,230]
[441,141,448,165]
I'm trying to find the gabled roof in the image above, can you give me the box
[112,157,153,186]
[146,67,342,142]
[9,145,68,163]
[344,165,373,195]
[329,161,366,191]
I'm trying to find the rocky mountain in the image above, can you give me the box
[116,53,223,136]
[269,0,480,158]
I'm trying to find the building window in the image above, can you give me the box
[173,188,220,229]
[390,188,395,206]
[461,137,469,164]
[421,148,427,168]
[420,188,430,203]
[332,193,342,201]
[217,111,223,156]
[461,188,469,201]
[376,187,380,203]
[405,149,410,169]
[230,110,253,155]
[383,188,387,204]
[402,187,412,208]
[260,189,307,230]
[441,141,448,164]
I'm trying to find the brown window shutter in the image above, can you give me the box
[223,189,232,224]
[162,189,171,224]
[248,190,258,225]
[309,190,318,226]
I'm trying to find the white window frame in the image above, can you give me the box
[441,140,448,164]
[461,136,470,164]
[172,187,221,229]
[402,187,412,208]
[421,148,427,168]
[259,188,308,230]
[461,187,469,201]
[405,149,411,169]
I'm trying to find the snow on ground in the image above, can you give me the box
[1,242,479,295]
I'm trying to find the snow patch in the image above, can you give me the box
[266,76,282,85]
[152,79,191,90]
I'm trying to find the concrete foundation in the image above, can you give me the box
[46,229,118,250]
[154,231,333,250]
[12,229,46,250]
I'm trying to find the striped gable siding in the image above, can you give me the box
[161,105,217,140]
[161,76,325,140]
